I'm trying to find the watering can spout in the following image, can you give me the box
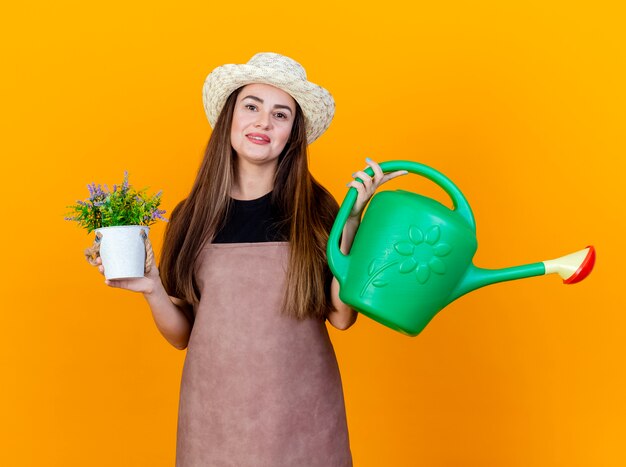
[451,246,596,303]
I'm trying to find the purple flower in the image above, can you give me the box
[87,182,107,200]
[122,171,129,190]
[153,209,168,221]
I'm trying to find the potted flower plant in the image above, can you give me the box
[65,171,167,279]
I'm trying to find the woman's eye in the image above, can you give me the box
[275,112,287,119]
[245,104,257,111]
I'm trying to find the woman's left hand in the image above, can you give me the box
[347,158,408,220]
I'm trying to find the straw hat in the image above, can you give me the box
[202,52,335,144]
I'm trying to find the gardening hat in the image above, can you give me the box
[202,52,335,144]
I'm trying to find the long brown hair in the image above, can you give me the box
[159,86,339,320]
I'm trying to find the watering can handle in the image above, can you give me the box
[328,160,475,283]
[347,160,475,228]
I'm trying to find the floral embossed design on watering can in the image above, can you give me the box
[327,160,596,337]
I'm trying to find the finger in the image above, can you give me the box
[352,170,373,191]
[106,277,149,293]
[85,250,99,266]
[105,279,125,288]
[365,158,384,182]
[85,235,101,265]
[143,233,154,274]
[105,278,126,288]
[382,170,409,183]
[347,180,366,197]
[98,266,104,275]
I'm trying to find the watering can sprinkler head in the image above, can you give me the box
[545,245,596,284]
[327,160,596,337]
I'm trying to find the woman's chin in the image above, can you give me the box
[236,152,280,166]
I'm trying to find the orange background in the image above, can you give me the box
[1,1,624,465]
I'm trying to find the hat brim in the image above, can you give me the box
[202,63,335,144]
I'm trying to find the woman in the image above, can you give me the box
[91,52,406,466]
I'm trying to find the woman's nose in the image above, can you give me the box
[254,112,271,129]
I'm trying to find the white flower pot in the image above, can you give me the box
[95,225,149,280]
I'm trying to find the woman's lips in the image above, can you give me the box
[246,133,271,145]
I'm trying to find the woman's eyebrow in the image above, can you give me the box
[242,95,293,113]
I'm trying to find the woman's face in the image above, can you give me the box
[230,83,296,167]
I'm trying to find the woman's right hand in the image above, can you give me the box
[87,231,162,295]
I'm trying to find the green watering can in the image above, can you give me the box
[327,160,596,336]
